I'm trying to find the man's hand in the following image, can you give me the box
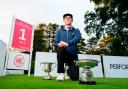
[58,42,65,47]
[58,41,69,48]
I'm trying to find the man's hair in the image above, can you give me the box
[63,13,73,19]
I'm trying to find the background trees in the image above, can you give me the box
[84,0,128,56]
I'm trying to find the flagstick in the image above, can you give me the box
[28,26,34,76]
[3,15,15,76]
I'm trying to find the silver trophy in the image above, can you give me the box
[40,62,56,80]
[64,63,70,80]
[76,59,98,85]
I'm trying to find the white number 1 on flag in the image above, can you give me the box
[19,29,26,41]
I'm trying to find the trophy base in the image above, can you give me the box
[43,75,52,80]
[79,80,96,85]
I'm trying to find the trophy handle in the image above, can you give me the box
[51,63,57,71]
[74,60,78,65]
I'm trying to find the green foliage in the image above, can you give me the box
[86,37,98,49]
[77,38,86,54]
[33,30,46,52]
[84,0,128,56]
[33,23,59,53]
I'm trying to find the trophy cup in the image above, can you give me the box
[76,59,98,85]
[40,62,56,80]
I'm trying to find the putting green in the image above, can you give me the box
[0,75,128,89]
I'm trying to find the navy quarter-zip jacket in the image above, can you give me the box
[54,26,81,54]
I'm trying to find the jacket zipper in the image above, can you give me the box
[67,30,68,41]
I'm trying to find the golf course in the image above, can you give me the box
[0,75,128,89]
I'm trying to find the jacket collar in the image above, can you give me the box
[61,25,74,31]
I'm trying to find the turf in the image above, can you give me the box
[0,75,128,89]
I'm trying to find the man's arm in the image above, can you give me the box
[54,30,60,48]
[67,29,81,46]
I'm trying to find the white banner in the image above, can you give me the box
[7,51,30,70]
[103,55,128,78]
[34,52,57,76]
[34,52,103,77]
[0,40,7,76]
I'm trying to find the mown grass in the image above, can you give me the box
[0,75,128,89]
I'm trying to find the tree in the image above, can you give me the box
[46,23,59,51]
[77,38,86,54]
[33,23,47,52]
[29,23,59,74]
[85,37,101,54]
[33,23,59,52]
[84,0,128,56]
[86,37,98,50]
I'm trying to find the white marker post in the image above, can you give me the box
[28,26,34,76]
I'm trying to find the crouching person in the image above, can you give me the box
[54,13,81,81]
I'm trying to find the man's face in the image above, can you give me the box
[63,16,73,25]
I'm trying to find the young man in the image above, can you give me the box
[54,13,81,81]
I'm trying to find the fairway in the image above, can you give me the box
[0,75,128,89]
